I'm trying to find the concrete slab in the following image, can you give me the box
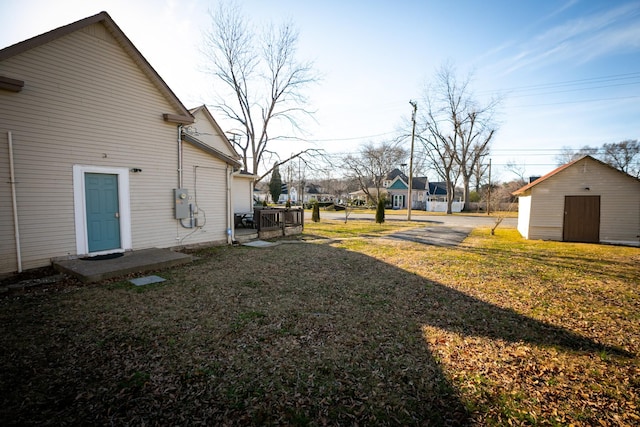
[130,275,166,286]
[243,240,276,248]
[53,248,192,283]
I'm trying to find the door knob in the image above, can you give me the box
[115,212,120,218]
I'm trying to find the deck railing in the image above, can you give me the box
[254,207,304,232]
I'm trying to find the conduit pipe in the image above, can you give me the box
[7,131,22,272]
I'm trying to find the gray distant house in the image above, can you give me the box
[513,156,640,246]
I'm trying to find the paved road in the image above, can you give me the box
[308,210,517,229]
[305,210,517,247]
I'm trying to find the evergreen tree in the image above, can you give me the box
[269,164,282,203]
[375,196,385,224]
[312,201,320,222]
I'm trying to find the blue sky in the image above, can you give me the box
[1,0,639,181]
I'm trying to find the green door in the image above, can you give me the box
[85,173,121,252]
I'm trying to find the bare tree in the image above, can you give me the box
[202,1,319,179]
[602,139,640,178]
[343,141,407,205]
[555,145,598,166]
[505,159,528,183]
[418,64,499,213]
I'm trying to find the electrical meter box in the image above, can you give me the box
[174,189,190,219]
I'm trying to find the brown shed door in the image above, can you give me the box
[563,195,600,243]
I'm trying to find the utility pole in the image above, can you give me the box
[487,158,492,215]
[407,100,417,221]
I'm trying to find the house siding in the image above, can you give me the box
[522,157,640,245]
[0,23,225,273]
[232,177,253,213]
[179,143,229,245]
[188,109,238,158]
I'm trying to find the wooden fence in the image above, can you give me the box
[255,207,304,235]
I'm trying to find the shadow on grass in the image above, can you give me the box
[0,240,634,425]
[456,242,640,286]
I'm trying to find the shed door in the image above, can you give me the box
[85,173,121,252]
[563,195,600,243]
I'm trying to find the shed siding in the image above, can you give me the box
[517,195,531,239]
[524,157,640,245]
[0,23,224,273]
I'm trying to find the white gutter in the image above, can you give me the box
[7,131,22,272]
[177,125,183,188]
[226,164,233,244]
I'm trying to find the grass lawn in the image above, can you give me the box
[1,221,638,425]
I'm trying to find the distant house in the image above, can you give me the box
[0,12,248,275]
[303,183,335,204]
[386,173,427,209]
[513,156,640,246]
[385,169,462,212]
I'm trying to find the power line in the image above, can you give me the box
[509,94,640,108]
[478,71,640,95]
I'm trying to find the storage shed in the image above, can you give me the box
[513,156,640,246]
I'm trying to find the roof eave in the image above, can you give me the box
[182,133,242,168]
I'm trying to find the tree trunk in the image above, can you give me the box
[446,182,454,215]
[462,174,471,212]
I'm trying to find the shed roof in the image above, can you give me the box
[0,11,193,124]
[512,155,640,195]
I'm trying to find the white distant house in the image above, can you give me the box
[384,169,463,212]
[513,156,640,246]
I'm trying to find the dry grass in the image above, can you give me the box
[1,220,638,425]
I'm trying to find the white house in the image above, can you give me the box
[0,12,250,275]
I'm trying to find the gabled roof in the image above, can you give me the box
[0,11,193,124]
[428,182,447,196]
[306,183,322,194]
[188,105,241,160]
[512,155,640,196]
[386,168,407,181]
[387,175,428,191]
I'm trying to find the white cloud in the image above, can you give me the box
[496,2,640,75]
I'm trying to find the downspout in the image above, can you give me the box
[7,131,22,272]
[177,125,183,188]
[226,164,233,244]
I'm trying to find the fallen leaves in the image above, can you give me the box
[0,224,638,425]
